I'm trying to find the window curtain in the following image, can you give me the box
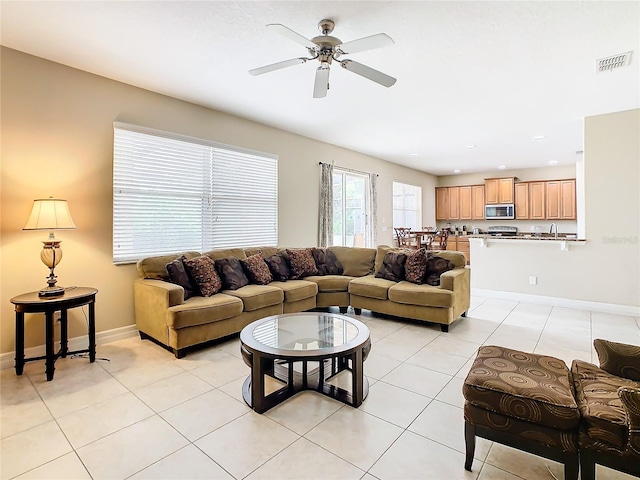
[367,173,378,247]
[318,162,334,247]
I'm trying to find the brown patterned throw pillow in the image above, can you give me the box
[240,254,273,285]
[166,255,197,300]
[404,248,429,284]
[264,252,291,282]
[424,255,455,286]
[214,257,250,290]
[286,248,319,278]
[594,339,640,381]
[375,251,407,282]
[311,247,344,276]
[183,255,222,297]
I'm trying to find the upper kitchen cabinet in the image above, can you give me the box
[529,181,546,220]
[514,182,529,219]
[436,187,449,220]
[471,185,485,220]
[546,179,576,220]
[436,185,484,221]
[485,177,515,205]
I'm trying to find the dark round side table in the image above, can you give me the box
[10,287,98,381]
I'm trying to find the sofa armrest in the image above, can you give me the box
[619,386,640,455]
[133,278,184,342]
[439,267,469,292]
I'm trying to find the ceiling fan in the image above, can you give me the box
[249,19,396,98]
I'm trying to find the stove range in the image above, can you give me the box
[487,226,518,237]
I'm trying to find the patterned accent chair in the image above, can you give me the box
[571,339,640,480]
[462,345,580,480]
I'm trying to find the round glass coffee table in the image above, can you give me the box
[240,312,371,413]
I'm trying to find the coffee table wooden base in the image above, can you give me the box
[241,354,369,414]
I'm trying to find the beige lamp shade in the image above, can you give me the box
[23,198,77,231]
[23,197,76,296]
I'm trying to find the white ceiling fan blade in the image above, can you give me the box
[249,58,307,76]
[267,23,317,50]
[313,65,330,98]
[340,60,396,87]
[338,33,394,54]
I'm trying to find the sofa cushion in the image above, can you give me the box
[328,246,376,277]
[244,246,279,259]
[375,251,407,282]
[572,358,640,450]
[463,345,580,430]
[166,255,197,300]
[348,275,395,300]
[215,257,250,290]
[223,284,284,312]
[203,248,247,261]
[183,255,223,297]
[240,254,273,285]
[305,275,353,293]
[594,339,640,381]
[429,250,466,269]
[287,248,319,278]
[404,248,429,284]
[424,255,456,286]
[264,252,291,282]
[388,281,454,308]
[167,293,243,329]
[137,251,201,280]
[374,245,407,274]
[311,248,344,275]
[269,279,318,303]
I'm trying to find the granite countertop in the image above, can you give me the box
[467,233,584,241]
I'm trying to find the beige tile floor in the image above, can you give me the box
[1,296,639,480]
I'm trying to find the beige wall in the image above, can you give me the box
[0,48,437,353]
[470,109,640,308]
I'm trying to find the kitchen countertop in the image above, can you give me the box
[467,233,585,241]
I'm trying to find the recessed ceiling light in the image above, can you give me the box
[453,169,461,174]
[533,135,545,141]
[409,153,418,156]
[549,160,558,165]
[497,165,507,170]
[465,144,476,149]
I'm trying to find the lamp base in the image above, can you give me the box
[38,286,66,297]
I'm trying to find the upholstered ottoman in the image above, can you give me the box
[463,346,580,480]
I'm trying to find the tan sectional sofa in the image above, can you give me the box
[134,245,470,358]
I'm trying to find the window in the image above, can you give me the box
[113,123,277,264]
[333,170,370,247]
[393,182,422,230]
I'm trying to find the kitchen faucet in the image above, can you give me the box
[549,223,558,239]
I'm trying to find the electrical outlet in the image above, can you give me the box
[53,312,62,322]
[529,276,537,285]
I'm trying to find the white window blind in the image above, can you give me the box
[393,181,422,231]
[113,123,278,264]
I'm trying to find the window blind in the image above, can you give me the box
[113,123,278,264]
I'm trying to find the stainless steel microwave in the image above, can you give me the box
[485,204,515,220]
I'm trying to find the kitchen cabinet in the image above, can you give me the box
[448,186,460,219]
[459,186,472,220]
[546,179,575,220]
[471,185,485,220]
[447,235,470,264]
[436,187,449,220]
[514,182,529,219]
[530,182,546,220]
[485,177,514,205]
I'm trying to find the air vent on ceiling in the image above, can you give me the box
[596,51,632,72]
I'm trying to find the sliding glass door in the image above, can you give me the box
[333,170,370,247]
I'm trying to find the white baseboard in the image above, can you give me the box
[472,288,640,317]
[0,325,139,371]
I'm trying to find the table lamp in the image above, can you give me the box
[23,197,77,297]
